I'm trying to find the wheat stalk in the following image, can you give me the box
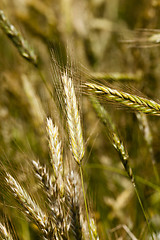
[62,72,84,164]
[0,10,37,66]
[86,82,160,115]
[91,72,141,82]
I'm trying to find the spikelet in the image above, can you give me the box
[62,72,84,164]
[0,222,13,240]
[5,173,52,238]
[32,160,55,200]
[0,10,37,66]
[86,82,160,115]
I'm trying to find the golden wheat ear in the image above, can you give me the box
[0,222,14,240]
[86,82,160,116]
[5,173,53,239]
[61,72,84,165]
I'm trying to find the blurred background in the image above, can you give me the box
[1,0,160,239]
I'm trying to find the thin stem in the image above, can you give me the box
[80,166,92,240]
[37,68,53,98]
[85,163,160,192]
[134,186,154,240]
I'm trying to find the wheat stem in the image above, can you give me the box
[80,166,92,240]
[91,72,141,82]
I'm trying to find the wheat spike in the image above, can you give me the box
[65,171,83,239]
[32,160,71,239]
[62,72,84,164]
[32,160,55,199]
[90,218,99,240]
[5,173,52,238]
[0,222,13,240]
[86,82,160,115]
[0,10,37,66]
[46,118,63,179]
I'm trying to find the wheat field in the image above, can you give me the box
[0,1,160,239]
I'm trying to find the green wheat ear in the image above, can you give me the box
[0,10,38,66]
[86,82,160,116]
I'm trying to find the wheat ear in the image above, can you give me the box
[32,160,55,200]
[65,170,83,240]
[46,118,63,176]
[32,160,69,239]
[90,218,99,240]
[0,222,13,240]
[5,173,52,238]
[61,72,93,238]
[0,10,37,66]
[46,118,64,194]
[62,72,84,164]
[86,82,160,115]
